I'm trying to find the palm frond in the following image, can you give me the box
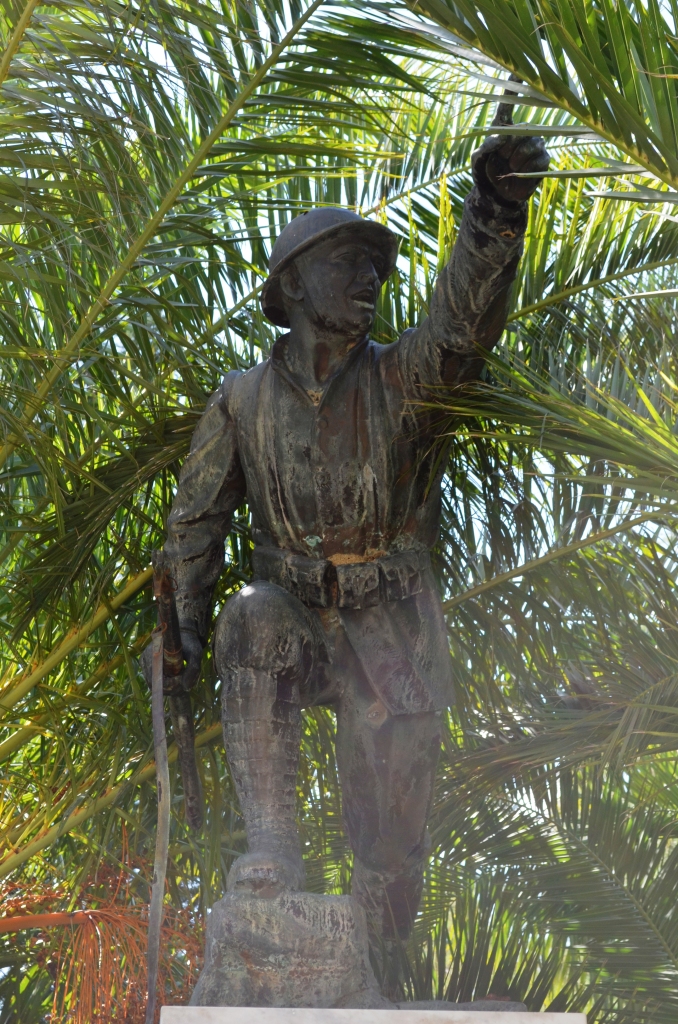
[3,1,678,1020]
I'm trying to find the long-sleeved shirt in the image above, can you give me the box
[163,187,526,714]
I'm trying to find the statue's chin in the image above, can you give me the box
[313,308,373,337]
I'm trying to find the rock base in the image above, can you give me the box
[189,891,387,1008]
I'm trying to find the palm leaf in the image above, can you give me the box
[3,1,678,1020]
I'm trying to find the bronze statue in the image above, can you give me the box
[145,131,549,981]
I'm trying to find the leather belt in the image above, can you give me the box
[251,546,430,610]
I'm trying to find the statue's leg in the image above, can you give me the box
[213,581,326,898]
[334,646,441,986]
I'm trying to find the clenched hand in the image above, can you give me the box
[472,134,550,205]
[140,628,203,695]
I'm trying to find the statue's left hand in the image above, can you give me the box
[140,628,203,694]
[472,134,550,204]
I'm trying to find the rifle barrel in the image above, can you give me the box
[152,550,183,679]
[151,549,203,832]
[492,73,522,128]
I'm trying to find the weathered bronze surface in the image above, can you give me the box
[149,132,549,987]
[190,891,386,1008]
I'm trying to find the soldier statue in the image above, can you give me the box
[146,131,549,978]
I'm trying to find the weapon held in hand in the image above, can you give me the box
[152,549,203,832]
[492,72,521,128]
[146,552,204,1022]
[145,625,168,1024]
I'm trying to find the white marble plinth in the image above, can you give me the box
[160,1008,586,1024]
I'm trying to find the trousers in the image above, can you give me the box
[213,580,442,942]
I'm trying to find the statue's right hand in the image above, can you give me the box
[140,629,204,694]
[472,133,550,204]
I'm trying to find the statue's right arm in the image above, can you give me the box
[393,185,527,396]
[163,370,246,653]
[391,135,548,397]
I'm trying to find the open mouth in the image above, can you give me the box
[351,288,376,310]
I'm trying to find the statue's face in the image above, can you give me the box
[288,235,387,336]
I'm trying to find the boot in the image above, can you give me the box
[352,854,426,1000]
[222,667,305,897]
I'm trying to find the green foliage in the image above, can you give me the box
[2,0,678,1021]
[400,0,678,187]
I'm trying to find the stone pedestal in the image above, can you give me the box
[189,892,386,1009]
[181,892,587,1022]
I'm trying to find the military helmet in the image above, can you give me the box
[260,207,399,328]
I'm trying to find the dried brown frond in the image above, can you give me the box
[1,847,202,1024]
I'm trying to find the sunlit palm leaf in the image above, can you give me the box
[2,0,678,1020]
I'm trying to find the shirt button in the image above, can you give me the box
[319,415,329,428]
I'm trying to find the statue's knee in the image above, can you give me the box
[352,826,432,877]
[352,856,425,940]
[213,581,319,683]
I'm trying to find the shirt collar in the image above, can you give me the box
[270,333,369,408]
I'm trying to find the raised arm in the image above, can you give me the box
[160,370,246,689]
[396,134,549,393]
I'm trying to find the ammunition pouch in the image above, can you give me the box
[251,546,430,610]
